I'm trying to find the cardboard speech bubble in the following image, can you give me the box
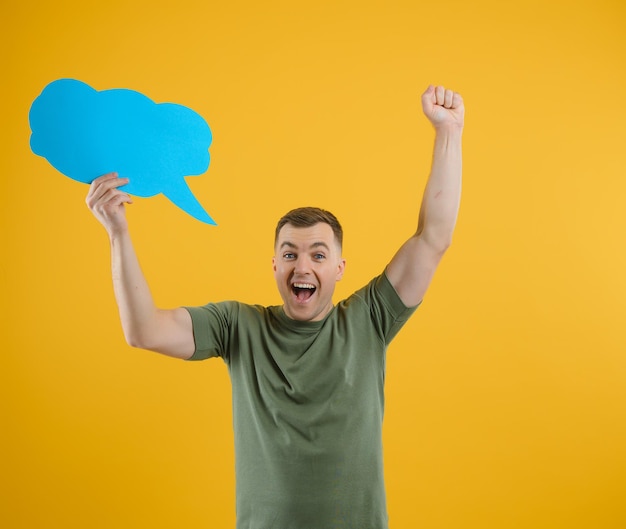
[29,79,215,224]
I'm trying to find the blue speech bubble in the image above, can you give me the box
[29,78,215,224]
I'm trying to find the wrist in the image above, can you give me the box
[108,224,130,244]
[434,122,464,137]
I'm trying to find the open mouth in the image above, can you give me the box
[292,282,317,302]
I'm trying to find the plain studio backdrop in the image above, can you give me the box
[2,1,625,527]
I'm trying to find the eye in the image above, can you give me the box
[313,253,326,261]
[283,252,296,260]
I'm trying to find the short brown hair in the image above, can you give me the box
[275,207,343,248]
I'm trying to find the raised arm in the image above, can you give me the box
[86,173,195,359]
[386,85,464,307]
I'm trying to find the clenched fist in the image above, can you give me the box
[421,85,464,130]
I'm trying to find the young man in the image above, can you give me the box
[86,85,463,529]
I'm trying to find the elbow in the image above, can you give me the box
[436,235,453,254]
[123,328,152,350]
[120,313,163,350]
[420,230,453,255]
[125,334,145,350]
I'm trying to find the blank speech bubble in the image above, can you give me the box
[29,78,216,225]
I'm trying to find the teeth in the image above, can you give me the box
[293,283,316,289]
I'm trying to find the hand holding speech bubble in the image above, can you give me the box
[29,79,216,225]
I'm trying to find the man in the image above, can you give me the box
[87,84,463,529]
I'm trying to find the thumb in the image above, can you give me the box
[421,85,436,118]
[421,84,435,105]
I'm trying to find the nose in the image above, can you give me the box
[293,255,312,275]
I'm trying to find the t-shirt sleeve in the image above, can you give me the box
[365,270,420,344]
[183,301,236,361]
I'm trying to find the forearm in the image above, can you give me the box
[87,173,193,358]
[109,229,160,348]
[416,125,463,251]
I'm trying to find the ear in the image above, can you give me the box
[336,258,346,281]
[272,256,277,273]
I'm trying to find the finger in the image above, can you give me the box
[100,185,134,206]
[421,85,436,113]
[102,187,133,205]
[92,171,118,183]
[435,85,445,106]
[87,179,131,209]
[91,190,133,216]
[88,172,119,194]
[87,175,129,204]
[421,84,436,102]
[444,89,454,108]
[87,173,119,200]
[452,92,463,108]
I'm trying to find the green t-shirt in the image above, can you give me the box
[185,272,417,529]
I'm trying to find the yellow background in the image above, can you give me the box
[2,0,625,527]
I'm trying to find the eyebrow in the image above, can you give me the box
[279,241,330,251]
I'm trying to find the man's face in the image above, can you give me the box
[273,222,346,322]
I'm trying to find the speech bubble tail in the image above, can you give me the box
[163,179,216,225]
